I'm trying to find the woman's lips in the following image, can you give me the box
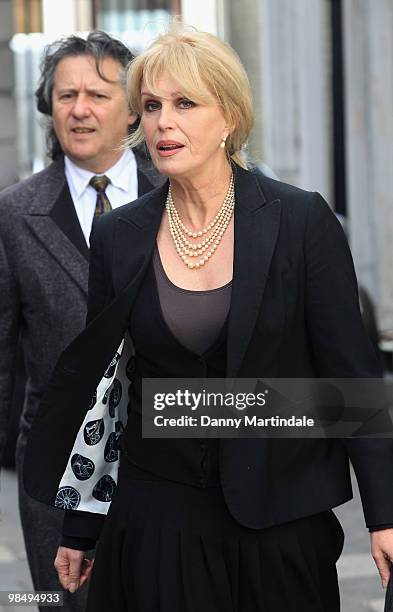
[156,141,184,157]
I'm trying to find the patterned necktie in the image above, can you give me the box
[89,175,112,216]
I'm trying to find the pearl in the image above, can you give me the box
[166,175,234,269]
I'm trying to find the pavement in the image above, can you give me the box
[0,469,33,612]
[0,466,387,611]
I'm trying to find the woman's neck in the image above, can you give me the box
[169,163,233,229]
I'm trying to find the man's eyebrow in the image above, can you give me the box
[55,87,77,94]
[55,87,112,95]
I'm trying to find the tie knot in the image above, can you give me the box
[89,175,111,193]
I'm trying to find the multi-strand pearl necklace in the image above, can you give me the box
[166,175,235,269]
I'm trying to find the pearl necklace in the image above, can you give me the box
[166,175,235,269]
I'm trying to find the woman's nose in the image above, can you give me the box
[157,104,175,129]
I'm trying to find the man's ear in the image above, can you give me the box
[127,111,139,127]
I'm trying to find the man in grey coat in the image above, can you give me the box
[0,31,161,611]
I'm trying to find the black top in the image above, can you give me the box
[153,245,232,355]
[123,248,232,488]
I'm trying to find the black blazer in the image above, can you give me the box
[24,163,393,539]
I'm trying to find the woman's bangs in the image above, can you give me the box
[141,46,215,106]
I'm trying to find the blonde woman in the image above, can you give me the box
[24,27,393,612]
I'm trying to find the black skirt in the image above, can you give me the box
[86,460,344,612]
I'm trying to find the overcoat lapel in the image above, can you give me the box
[226,166,281,377]
[134,146,165,196]
[22,153,162,298]
[137,166,156,197]
[24,158,89,296]
[50,184,89,260]
[25,216,89,296]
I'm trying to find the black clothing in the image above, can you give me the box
[23,164,393,609]
[86,249,344,611]
[124,256,224,486]
[87,457,344,612]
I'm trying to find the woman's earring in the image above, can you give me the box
[220,135,228,149]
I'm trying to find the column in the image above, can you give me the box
[343,0,393,331]
[181,0,221,35]
[260,0,331,199]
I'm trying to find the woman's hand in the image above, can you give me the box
[370,529,393,588]
[54,546,94,592]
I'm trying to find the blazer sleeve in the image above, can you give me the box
[62,216,115,550]
[305,193,393,527]
[0,202,22,466]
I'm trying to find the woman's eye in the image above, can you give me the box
[144,101,160,112]
[178,99,195,109]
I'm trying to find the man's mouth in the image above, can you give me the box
[72,128,95,134]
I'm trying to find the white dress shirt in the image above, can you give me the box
[64,149,138,246]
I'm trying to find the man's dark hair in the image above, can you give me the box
[35,31,136,160]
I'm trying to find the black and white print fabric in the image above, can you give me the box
[55,334,132,513]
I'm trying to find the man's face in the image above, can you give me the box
[52,55,137,173]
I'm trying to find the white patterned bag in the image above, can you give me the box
[54,333,133,514]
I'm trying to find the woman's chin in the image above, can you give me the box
[154,159,191,179]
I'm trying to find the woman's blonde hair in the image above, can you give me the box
[125,25,254,169]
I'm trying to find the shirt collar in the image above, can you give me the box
[64,149,136,199]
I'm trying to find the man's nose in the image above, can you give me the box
[71,95,91,118]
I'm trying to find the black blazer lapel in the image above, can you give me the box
[112,181,169,296]
[226,166,281,377]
